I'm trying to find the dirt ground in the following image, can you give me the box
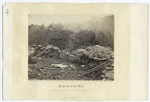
[28,58,114,80]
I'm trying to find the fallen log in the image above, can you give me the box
[34,66,46,75]
[29,74,43,80]
[38,66,56,70]
[33,48,49,59]
[93,67,106,79]
[79,59,111,76]
[32,45,60,59]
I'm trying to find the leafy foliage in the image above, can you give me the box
[29,23,114,51]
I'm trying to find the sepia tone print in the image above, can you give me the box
[28,14,114,80]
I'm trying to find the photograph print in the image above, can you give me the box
[28,14,114,81]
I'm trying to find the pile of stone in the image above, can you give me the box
[68,45,114,80]
[33,45,60,58]
[28,44,60,64]
[70,45,114,64]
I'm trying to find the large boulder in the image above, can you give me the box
[70,45,114,63]
[84,45,114,59]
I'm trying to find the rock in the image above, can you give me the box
[28,54,37,64]
[59,50,68,60]
[102,69,107,73]
[72,49,87,58]
[102,78,106,81]
[51,64,68,69]
[38,57,42,60]
[70,65,76,69]
[105,72,114,80]
[85,45,114,59]
[68,54,80,62]
[79,46,86,49]
[107,67,114,70]
[31,44,60,59]
[70,45,114,64]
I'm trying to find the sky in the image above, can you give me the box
[28,14,112,26]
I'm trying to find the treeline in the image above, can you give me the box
[29,23,114,51]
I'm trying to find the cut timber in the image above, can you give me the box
[93,67,106,79]
[79,60,111,76]
[33,48,49,58]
